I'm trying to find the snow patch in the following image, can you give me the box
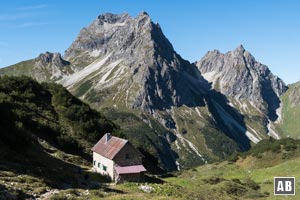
[213,100,260,144]
[245,131,260,144]
[195,107,203,119]
[228,101,236,108]
[96,60,123,85]
[235,100,249,113]
[60,53,112,88]
[202,70,217,83]
[249,101,263,113]
[50,65,63,80]
[175,132,187,149]
[267,120,280,139]
[247,126,262,140]
[213,101,244,132]
[174,140,181,150]
[175,161,181,171]
[103,22,126,30]
[90,50,101,57]
[176,133,206,163]
[241,102,249,113]
[171,108,206,163]
[275,102,282,123]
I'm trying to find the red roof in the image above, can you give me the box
[91,133,128,160]
[115,165,146,174]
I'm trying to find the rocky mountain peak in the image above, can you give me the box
[138,11,149,17]
[60,11,210,113]
[136,11,151,25]
[36,52,70,67]
[196,45,287,120]
[234,44,245,53]
[231,45,256,64]
[63,12,163,67]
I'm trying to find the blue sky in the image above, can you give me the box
[0,0,300,84]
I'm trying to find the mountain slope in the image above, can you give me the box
[0,76,120,198]
[195,45,287,141]
[0,52,74,82]
[0,76,118,153]
[275,81,300,138]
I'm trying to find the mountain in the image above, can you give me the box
[61,12,211,112]
[196,45,286,120]
[59,12,255,169]
[0,12,289,171]
[196,45,287,141]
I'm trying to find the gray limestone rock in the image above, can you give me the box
[64,12,210,113]
[196,45,287,120]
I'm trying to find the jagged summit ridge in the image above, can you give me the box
[196,45,287,120]
[63,12,170,68]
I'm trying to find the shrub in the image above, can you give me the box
[223,182,247,196]
[243,178,260,190]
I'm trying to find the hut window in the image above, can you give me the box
[125,153,130,159]
[98,163,101,168]
[103,165,107,171]
[93,160,96,166]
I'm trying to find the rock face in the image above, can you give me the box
[37,52,70,68]
[62,12,210,113]
[196,45,287,121]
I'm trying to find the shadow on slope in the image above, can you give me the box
[0,141,122,198]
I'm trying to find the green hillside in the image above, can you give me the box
[0,76,120,199]
[0,60,35,77]
[103,138,300,199]
[0,76,119,152]
[276,82,300,138]
[2,137,298,199]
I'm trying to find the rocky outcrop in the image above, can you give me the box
[0,52,74,82]
[36,52,70,68]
